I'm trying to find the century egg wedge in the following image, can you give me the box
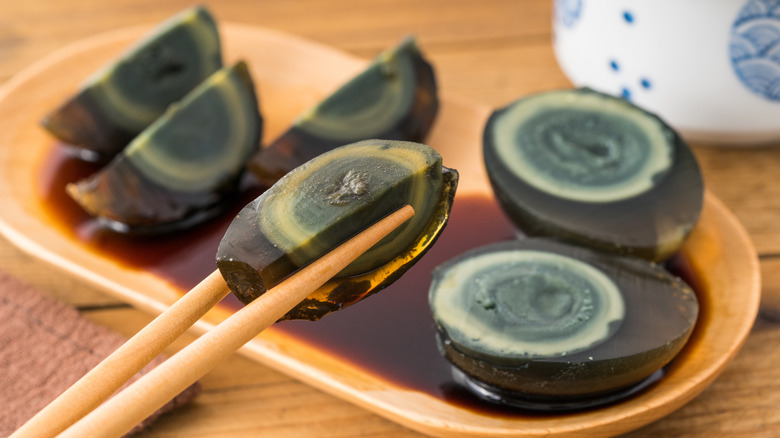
[483,88,703,261]
[429,238,698,409]
[248,37,438,187]
[66,61,262,233]
[42,5,222,161]
[217,139,458,321]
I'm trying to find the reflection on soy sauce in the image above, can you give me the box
[37,142,702,416]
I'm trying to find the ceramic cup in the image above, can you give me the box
[553,0,780,145]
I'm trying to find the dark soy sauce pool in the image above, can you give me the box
[38,144,259,288]
[38,143,702,415]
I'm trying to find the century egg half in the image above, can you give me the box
[483,88,703,261]
[42,5,222,161]
[217,139,458,321]
[248,36,438,187]
[429,238,698,409]
[66,61,262,233]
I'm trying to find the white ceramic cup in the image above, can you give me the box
[553,0,780,145]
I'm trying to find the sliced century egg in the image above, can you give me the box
[217,139,458,321]
[42,5,222,161]
[248,36,438,187]
[483,88,704,261]
[429,238,698,408]
[66,61,262,233]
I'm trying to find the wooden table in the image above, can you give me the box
[2,0,779,436]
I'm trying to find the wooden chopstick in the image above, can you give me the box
[17,204,414,438]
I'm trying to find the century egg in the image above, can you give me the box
[41,5,222,161]
[66,60,262,234]
[482,88,703,261]
[217,139,458,321]
[428,238,698,409]
[248,36,438,187]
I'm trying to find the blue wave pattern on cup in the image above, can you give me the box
[731,0,780,102]
[555,0,583,28]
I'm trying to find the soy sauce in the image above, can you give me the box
[37,142,703,415]
[38,144,261,289]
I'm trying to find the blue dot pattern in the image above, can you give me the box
[730,0,780,102]
[609,10,648,101]
[555,0,583,28]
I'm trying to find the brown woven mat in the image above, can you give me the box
[0,269,200,436]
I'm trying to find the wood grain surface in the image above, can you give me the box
[1,1,779,436]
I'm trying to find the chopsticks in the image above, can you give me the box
[11,270,231,438]
[12,204,414,438]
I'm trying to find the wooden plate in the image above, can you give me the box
[0,24,761,437]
